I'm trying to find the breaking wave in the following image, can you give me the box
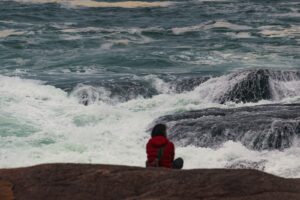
[172,20,252,35]
[0,70,300,178]
[69,69,300,105]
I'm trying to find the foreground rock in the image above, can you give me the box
[155,104,300,150]
[0,180,13,200]
[0,164,300,200]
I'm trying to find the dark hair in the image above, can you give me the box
[151,124,167,137]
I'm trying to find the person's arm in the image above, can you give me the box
[170,142,175,161]
[146,141,150,160]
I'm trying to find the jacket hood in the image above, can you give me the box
[149,136,169,148]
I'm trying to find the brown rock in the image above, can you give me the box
[0,164,300,200]
[0,179,14,200]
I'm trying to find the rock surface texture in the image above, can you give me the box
[217,69,300,103]
[155,104,300,150]
[0,164,300,200]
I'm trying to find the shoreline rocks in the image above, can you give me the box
[0,164,300,200]
[155,104,300,150]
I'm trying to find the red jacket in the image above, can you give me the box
[146,136,175,168]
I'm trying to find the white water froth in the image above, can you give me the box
[271,79,300,101]
[60,26,157,47]
[70,84,114,104]
[191,70,300,103]
[225,32,254,39]
[61,26,164,34]
[258,25,300,38]
[143,75,173,94]
[172,20,252,35]
[272,12,300,18]
[0,75,300,178]
[0,29,24,38]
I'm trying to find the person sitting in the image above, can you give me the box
[146,124,183,169]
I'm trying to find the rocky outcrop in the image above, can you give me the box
[0,164,300,200]
[218,69,300,103]
[70,80,158,105]
[154,104,300,150]
[69,76,209,105]
[68,69,300,105]
[170,77,210,93]
[219,69,272,103]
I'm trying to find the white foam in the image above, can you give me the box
[143,75,173,94]
[0,20,34,26]
[0,29,24,38]
[0,75,299,178]
[62,27,100,33]
[15,0,173,8]
[60,26,156,45]
[61,26,164,35]
[0,20,16,24]
[192,71,250,102]
[172,24,206,35]
[259,25,300,38]
[169,50,258,66]
[179,141,300,178]
[193,69,300,102]
[172,20,252,35]
[100,38,149,49]
[273,12,300,18]
[70,84,113,104]
[60,34,83,40]
[270,80,300,101]
[209,21,251,30]
[225,32,254,39]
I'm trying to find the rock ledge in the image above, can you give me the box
[0,164,300,200]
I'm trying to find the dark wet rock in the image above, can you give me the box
[71,80,158,105]
[170,77,210,93]
[218,69,300,103]
[0,164,300,200]
[103,80,158,101]
[154,104,300,150]
[219,69,272,103]
[69,69,300,105]
[71,76,210,105]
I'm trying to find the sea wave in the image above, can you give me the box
[225,32,253,39]
[258,25,300,38]
[0,29,24,38]
[172,20,252,35]
[14,0,173,8]
[60,26,164,34]
[59,26,159,46]
[0,73,300,178]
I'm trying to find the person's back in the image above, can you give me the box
[146,135,174,168]
[146,124,183,169]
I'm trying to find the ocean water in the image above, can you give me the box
[0,0,300,177]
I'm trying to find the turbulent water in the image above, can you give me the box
[0,0,300,178]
